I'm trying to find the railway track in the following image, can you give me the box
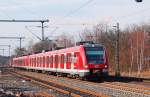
[17,92,54,97]
[10,70,108,97]
[24,70,150,95]
[10,69,150,97]
[55,75,150,96]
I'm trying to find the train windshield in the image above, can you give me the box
[85,47,104,64]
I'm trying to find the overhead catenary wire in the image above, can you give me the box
[0,8,13,19]
[52,0,94,25]
[9,0,45,19]
[25,26,42,41]
[110,7,150,23]
[52,6,150,27]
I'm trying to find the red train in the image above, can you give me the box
[12,43,108,79]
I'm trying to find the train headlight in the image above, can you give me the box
[105,65,108,68]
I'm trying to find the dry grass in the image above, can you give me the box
[109,71,150,79]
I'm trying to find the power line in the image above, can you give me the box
[111,7,150,23]
[52,0,94,25]
[0,8,13,19]
[10,0,45,19]
[25,26,42,41]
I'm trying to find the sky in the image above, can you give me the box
[0,0,149,56]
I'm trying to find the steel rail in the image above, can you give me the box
[11,70,108,97]
[10,71,88,97]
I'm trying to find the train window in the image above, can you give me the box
[67,54,71,63]
[51,56,53,65]
[40,57,41,66]
[61,54,64,64]
[41,57,42,65]
[38,57,40,67]
[42,57,43,65]
[64,55,67,63]
[55,55,58,65]
[49,56,51,64]
[43,56,45,66]
[30,58,32,67]
[34,58,36,67]
[29,58,30,66]
[33,58,35,67]
[46,56,49,65]
[36,57,38,67]
[32,58,34,66]
[31,58,33,67]
[31,58,32,66]
[33,58,34,67]
[30,58,32,66]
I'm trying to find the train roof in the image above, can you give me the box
[13,43,105,59]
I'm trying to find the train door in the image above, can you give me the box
[74,52,80,75]
[76,52,83,70]
[73,52,78,70]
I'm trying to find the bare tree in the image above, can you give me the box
[32,40,55,53]
[55,33,75,48]
[14,47,28,56]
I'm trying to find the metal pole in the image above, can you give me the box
[115,23,120,77]
[0,49,5,56]
[41,21,44,41]
[19,38,22,49]
[8,45,11,56]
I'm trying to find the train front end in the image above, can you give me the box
[83,44,108,79]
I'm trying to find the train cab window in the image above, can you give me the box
[85,47,104,64]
